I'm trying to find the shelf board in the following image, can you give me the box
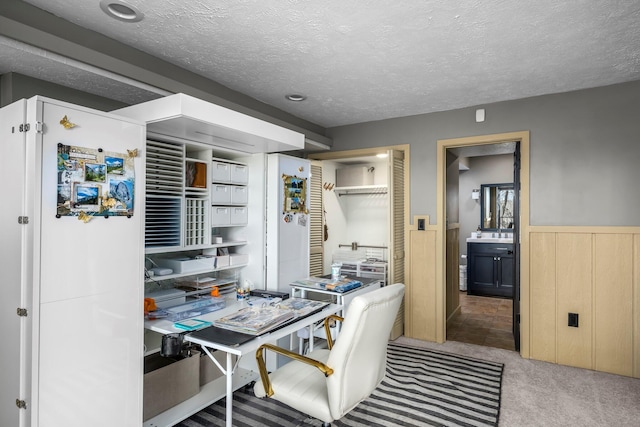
[334,185,387,196]
[145,241,247,255]
[145,263,247,283]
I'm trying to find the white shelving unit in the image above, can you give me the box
[112,93,306,427]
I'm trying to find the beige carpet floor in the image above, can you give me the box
[395,336,640,426]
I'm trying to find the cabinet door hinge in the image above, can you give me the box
[16,399,27,409]
[35,121,43,133]
[17,308,28,317]
[18,216,29,225]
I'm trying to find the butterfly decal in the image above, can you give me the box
[60,115,77,129]
[127,149,138,158]
[77,211,92,223]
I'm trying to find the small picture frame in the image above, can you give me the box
[84,163,106,183]
[105,156,124,175]
[71,182,101,212]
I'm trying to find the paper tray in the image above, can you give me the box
[164,296,226,321]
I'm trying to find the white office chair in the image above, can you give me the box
[254,283,405,426]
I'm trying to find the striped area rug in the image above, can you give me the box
[177,342,503,427]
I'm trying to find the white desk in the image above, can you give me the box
[290,276,382,352]
[144,300,342,427]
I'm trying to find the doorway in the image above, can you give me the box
[309,145,409,285]
[437,132,530,353]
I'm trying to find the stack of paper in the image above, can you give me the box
[213,306,294,335]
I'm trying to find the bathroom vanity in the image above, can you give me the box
[466,237,514,298]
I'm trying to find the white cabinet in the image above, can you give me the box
[112,93,305,427]
[1,96,145,427]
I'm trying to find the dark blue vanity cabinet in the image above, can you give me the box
[467,242,514,298]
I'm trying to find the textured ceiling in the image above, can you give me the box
[6,0,640,128]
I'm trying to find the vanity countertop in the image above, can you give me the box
[466,237,513,244]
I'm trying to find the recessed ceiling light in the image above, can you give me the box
[285,94,306,102]
[99,0,144,22]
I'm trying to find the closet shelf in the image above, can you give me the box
[334,185,388,196]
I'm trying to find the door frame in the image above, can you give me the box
[437,131,530,357]
[309,144,410,284]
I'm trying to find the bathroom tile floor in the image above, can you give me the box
[447,292,516,351]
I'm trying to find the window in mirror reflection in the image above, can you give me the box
[481,183,514,230]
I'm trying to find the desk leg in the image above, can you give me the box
[298,289,308,354]
[226,352,233,427]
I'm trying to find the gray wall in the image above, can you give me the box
[327,80,640,226]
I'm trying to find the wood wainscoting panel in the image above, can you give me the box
[446,226,460,321]
[529,232,557,362]
[556,233,593,370]
[634,235,640,378]
[406,228,437,341]
[594,234,634,377]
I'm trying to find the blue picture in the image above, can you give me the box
[109,178,134,211]
[105,156,124,174]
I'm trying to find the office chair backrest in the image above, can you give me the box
[325,283,405,420]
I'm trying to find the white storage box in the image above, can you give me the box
[212,161,231,182]
[158,256,214,273]
[230,186,248,204]
[229,253,248,266]
[230,206,248,225]
[211,207,231,226]
[214,255,230,268]
[230,164,248,184]
[211,185,231,204]
[336,166,374,187]
[145,288,187,308]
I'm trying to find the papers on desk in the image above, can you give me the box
[214,306,295,335]
[278,298,330,317]
[292,277,363,293]
[213,298,330,335]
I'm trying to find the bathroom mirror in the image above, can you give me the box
[481,183,514,231]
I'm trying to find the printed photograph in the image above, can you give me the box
[109,178,134,210]
[84,163,106,182]
[105,156,124,174]
[72,183,101,211]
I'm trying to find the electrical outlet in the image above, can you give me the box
[568,313,579,327]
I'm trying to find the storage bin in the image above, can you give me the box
[214,255,230,268]
[158,256,214,274]
[230,186,248,205]
[229,253,249,266]
[212,161,231,182]
[211,207,231,226]
[211,184,231,204]
[230,206,248,225]
[199,350,236,386]
[143,350,200,421]
[230,164,248,184]
[145,288,187,308]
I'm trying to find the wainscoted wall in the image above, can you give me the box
[405,216,438,341]
[529,227,640,378]
[406,224,639,378]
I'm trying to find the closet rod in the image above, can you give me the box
[338,243,387,250]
